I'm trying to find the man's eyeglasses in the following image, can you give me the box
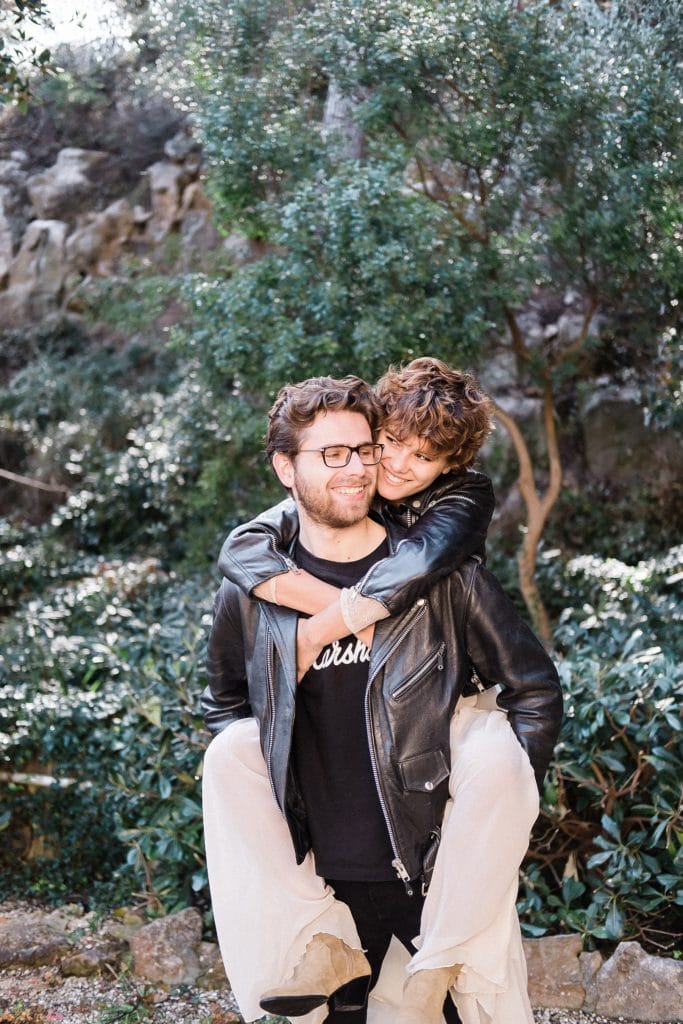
[296,443,385,468]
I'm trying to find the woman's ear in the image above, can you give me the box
[272,451,295,489]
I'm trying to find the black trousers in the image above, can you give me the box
[324,878,462,1024]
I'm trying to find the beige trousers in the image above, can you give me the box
[202,692,539,1024]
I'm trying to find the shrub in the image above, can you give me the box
[0,563,212,911]
[521,547,683,951]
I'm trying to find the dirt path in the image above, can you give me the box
[0,964,667,1024]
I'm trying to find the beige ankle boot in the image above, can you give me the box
[396,964,461,1024]
[259,932,372,1017]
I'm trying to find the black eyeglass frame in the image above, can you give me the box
[296,443,385,468]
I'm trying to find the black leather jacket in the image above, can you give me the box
[218,469,495,615]
[203,514,562,890]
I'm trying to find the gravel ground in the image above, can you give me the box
[0,964,668,1024]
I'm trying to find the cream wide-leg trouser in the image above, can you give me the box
[202,691,539,1024]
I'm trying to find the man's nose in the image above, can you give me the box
[348,449,369,470]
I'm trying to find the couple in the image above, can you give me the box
[201,358,563,1024]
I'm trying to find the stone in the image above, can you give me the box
[26,148,108,220]
[579,948,604,1010]
[65,198,135,276]
[196,940,230,990]
[130,907,202,987]
[592,941,683,1022]
[0,198,14,281]
[0,155,29,279]
[9,219,68,294]
[144,160,187,242]
[164,130,201,163]
[0,219,69,322]
[0,919,72,968]
[223,231,269,267]
[522,934,585,1009]
[582,382,683,486]
[60,939,125,977]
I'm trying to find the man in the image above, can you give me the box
[202,374,562,1024]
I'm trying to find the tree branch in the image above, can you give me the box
[0,467,68,494]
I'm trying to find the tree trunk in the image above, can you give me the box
[322,79,366,160]
[493,376,562,648]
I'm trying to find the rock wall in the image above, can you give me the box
[0,130,218,325]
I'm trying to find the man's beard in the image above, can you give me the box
[292,470,374,529]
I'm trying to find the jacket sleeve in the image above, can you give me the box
[217,498,300,595]
[357,471,495,615]
[463,563,563,791]
[201,580,253,735]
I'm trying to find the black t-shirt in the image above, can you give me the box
[292,538,397,881]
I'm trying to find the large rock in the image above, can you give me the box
[0,219,68,322]
[144,159,188,242]
[589,941,683,1022]
[0,196,14,282]
[60,939,125,977]
[26,148,108,220]
[65,197,135,276]
[130,907,203,987]
[522,933,586,1009]
[582,382,683,485]
[164,129,201,165]
[0,152,29,280]
[196,940,230,991]
[0,917,73,968]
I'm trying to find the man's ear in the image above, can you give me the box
[272,451,295,489]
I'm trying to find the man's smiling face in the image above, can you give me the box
[274,410,378,529]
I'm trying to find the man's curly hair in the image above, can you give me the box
[265,375,382,462]
[374,357,494,470]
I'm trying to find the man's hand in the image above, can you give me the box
[296,618,324,683]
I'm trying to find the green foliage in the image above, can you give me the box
[0,562,212,910]
[183,0,682,373]
[1,0,682,954]
[521,547,683,949]
[0,0,52,107]
[542,480,683,566]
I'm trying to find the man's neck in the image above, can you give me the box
[297,514,386,563]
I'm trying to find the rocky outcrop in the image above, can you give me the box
[2,219,69,321]
[582,382,683,486]
[0,130,218,325]
[65,197,135,277]
[26,148,108,220]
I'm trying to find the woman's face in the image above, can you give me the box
[376,427,452,502]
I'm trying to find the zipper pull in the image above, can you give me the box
[392,858,414,896]
[437,642,445,671]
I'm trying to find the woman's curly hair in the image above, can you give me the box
[374,357,494,470]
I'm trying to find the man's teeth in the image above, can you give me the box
[338,486,364,495]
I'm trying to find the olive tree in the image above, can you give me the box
[170,0,682,639]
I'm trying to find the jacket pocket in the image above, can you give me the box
[390,642,445,702]
[398,748,449,794]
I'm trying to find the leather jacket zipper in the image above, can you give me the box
[264,624,280,806]
[364,601,428,895]
[391,642,445,702]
